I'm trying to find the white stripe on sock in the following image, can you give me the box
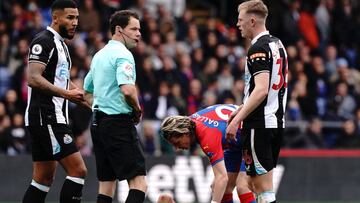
[31,180,50,192]
[66,176,85,185]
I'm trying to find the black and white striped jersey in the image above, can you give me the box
[243,31,288,129]
[25,26,71,126]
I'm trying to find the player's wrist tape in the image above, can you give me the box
[211,201,218,203]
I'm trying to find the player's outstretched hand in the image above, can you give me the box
[226,120,238,142]
[157,194,175,203]
[66,88,84,104]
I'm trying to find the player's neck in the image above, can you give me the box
[250,26,267,41]
[49,23,60,35]
[112,34,126,46]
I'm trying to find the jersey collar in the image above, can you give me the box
[47,26,65,42]
[109,39,126,47]
[251,30,269,45]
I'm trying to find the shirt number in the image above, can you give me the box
[272,57,288,90]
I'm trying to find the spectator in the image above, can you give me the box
[6,112,29,155]
[336,119,360,148]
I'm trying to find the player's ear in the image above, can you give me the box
[117,26,123,33]
[251,18,255,26]
[52,12,58,24]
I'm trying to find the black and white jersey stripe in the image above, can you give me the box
[243,31,288,129]
[25,27,71,126]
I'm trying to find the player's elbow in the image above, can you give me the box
[120,85,135,97]
[27,74,39,88]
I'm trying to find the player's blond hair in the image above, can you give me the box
[238,0,268,20]
[160,116,195,140]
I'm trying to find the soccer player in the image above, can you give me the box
[23,1,87,203]
[161,104,256,203]
[83,10,146,203]
[226,1,288,203]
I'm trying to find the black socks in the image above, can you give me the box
[97,194,113,203]
[22,184,48,203]
[59,177,84,203]
[125,189,145,203]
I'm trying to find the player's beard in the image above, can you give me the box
[59,24,74,39]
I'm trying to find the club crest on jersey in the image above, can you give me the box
[63,134,73,144]
[31,44,42,55]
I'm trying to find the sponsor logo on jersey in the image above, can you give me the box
[56,61,70,81]
[31,44,42,55]
[63,134,73,144]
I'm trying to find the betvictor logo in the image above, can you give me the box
[117,156,285,203]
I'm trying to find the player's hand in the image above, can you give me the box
[132,108,142,125]
[227,104,243,126]
[157,194,175,203]
[65,88,85,104]
[226,120,239,142]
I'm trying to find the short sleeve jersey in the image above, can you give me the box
[190,104,239,165]
[25,27,71,126]
[83,40,136,114]
[243,31,288,128]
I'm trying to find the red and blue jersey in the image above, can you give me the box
[190,104,241,166]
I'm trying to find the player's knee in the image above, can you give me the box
[129,176,147,192]
[77,165,88,178]
[69,165,87,178]
[35,175,55,186]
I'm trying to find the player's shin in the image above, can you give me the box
[22,180,49,203]
[59,176,85,203]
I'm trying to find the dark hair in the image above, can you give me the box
[51,0,77,13]
[109,10,139,35]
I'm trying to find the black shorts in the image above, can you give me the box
[91,113,146,181]
[241,128,283,176]
[27,124,79,161]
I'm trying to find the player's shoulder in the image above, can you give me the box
[30,30,55,46]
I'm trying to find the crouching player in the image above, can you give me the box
[160,104,256,203]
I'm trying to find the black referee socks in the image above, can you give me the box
[97,194,113,203]
[125,189,145,203]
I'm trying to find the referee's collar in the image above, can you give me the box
[47,26,65,42]
[109,40,125,47]
[251,31,269,45]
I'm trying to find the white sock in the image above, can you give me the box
[257,191,276,203]
[31,180,50,192]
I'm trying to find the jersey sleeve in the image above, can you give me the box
[248,44,271,75]
[114,57,136,86]
[197,126,224,166]
[83,67,94,93]
[28,36,54,66]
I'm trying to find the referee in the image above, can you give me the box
[84,10,146,203]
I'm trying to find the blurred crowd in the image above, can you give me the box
[1,0,360,156]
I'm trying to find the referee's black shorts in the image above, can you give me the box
[91,112,146,181]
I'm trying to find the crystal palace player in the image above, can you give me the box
[161,104,256,203]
